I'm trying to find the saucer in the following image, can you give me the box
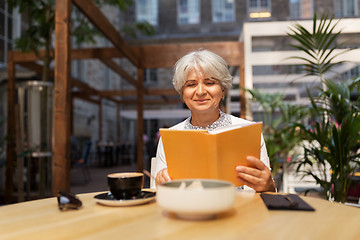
[94,190,156,207]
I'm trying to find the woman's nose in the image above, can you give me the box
[196,83,206,95]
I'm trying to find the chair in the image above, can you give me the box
[73,141,92,184]
[150,157,156,189]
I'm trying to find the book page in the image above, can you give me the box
[215,122,262,185]
[160,129,217,180]
[208,122,259,134]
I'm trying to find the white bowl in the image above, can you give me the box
[156,179,235,220]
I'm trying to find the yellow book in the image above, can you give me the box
[160,122,263,186]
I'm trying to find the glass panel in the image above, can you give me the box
[178,0,200,24]
[136,0,158,26]
[0,11,4,36]
[335,0,357,17]
[8,17,12,39]
[212,0,234,23]
[248,0,271,19]
[290,0,312,19]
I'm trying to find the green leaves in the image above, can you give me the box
[287,13,359,202]
[122,21,155,39]
[293,79,360,202]
[246,88,308,175]
[287,12,348,79]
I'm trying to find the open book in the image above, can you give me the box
[160,122,263,186]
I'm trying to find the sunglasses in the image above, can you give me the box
[57,190,83,210]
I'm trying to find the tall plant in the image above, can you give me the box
[287,12,349,82]
[294,79,360,202]
[288,13,360,202]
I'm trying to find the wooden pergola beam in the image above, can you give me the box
[119,98,182,105]
[72,92,101,104]
[71,47,124,59]
[138,41,243,68]
[18,61,121,103]
[11,41,242,68]
[99,88,178,97]
[72,0,140,67]
[71,78,100,95]
[10,47,124,62]
[100,57,138,87]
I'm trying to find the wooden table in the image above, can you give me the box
[1,191,359,240]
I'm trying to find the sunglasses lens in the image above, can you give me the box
[57,191,82,210]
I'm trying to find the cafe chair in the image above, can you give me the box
[73,141,92,184]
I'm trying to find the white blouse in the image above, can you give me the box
[151,114,270,190]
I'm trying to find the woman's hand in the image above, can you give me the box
[235,156,276,192]
[155,168,171,186]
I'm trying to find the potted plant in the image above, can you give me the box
[287,13,360,202]
[293,79,360,202]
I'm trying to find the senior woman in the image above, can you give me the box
[153,49,276,192]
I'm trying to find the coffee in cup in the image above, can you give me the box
[107,172,144,199]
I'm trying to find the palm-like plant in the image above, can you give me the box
[246,89,308,175]
[287,12,350,82]
[288,13,360,202]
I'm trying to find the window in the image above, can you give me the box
[144,69,157,84]
[177,0,200,24]
[289,0,313,19]
[212,0,235,23]
[136,0,158,26]
[0,2,15,68]
[334,0,358,17]
[248,0,271,19]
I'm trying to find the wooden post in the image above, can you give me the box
[53,0,72,195]
[136,68,144,172]
[5,51,16,203]
[239,43,247,119]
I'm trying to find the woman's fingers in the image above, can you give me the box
[155,168,171,186]
[235,156,275,192]
[245,156,267,170]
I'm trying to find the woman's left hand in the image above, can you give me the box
[235,156,276,192]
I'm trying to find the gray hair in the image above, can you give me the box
[172,49,233,95]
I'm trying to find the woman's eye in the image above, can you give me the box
[205,81,216,85]
[185,83,196,87]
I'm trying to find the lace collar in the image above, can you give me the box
[184,110,232,131]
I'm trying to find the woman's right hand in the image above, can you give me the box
[155,168,171,186]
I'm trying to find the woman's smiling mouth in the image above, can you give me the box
[194,99,209,104]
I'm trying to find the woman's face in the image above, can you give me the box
[182,69,224,115]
